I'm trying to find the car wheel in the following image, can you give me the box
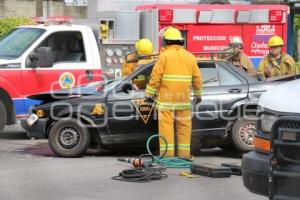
[48,119,91,158]
[0,100,7,132]
[231,116,256,152]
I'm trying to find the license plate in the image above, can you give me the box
[26,114,38,127]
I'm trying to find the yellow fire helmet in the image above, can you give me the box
[162,27,183,41]
[267,36,284,47]
[135,38,154,56]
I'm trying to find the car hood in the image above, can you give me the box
[28,82,102,103]
[259,79,300,113]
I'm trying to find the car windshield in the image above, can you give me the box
[102,78,125,93]
[0,28,45,59]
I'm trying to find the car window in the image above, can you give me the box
[198,62,220,87]
[0,28,45,59]
[130,65,153,90]
[27,31,86,68]
[200,67,220,87]
[217,65,242,86]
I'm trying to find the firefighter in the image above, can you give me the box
[121,38,154,77]
[145,27,203,158]
[258,36,297,79]
[224,37,256,76]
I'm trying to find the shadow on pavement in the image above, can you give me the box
[0,131,28,140]
[21,142,243,159]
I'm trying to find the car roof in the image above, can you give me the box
[259,79,300,113]
[132,59,258,84]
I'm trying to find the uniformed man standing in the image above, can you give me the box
[145,27,203,158]
[224,37,256,76]
[258,35,297,79]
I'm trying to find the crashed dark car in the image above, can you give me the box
[21,60,293,157]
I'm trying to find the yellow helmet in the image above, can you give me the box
[163,27,183,41]
[135,38,154,55]
[268,36,284,47]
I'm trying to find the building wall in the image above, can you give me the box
[0,0,87,18]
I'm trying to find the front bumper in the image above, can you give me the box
[21,117,48,139]
[242,151,269,196]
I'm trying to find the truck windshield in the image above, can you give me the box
[0,28,45,59]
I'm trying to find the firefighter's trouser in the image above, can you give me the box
[158,109,191,157]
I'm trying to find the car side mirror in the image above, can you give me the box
[117,81,133,93]
[36,47,53,68]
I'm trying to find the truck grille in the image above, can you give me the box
[274,120,300,164]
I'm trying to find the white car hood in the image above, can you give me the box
[259,79,300,113]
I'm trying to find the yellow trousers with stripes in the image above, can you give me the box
[158,109,191,157]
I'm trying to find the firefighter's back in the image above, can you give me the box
[158,45,197,104]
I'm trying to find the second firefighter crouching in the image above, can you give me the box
[145,27,203,158]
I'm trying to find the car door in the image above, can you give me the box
[106,64,157,144]
[192,61,248,134]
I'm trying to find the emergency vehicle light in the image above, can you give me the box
[269,10,283,22]
[159,10,173,22]
[31,16,73,24]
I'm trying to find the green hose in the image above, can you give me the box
[146,134,192,169]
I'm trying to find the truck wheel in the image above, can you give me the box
[48,119,90,158]
[231,116,256,152]
[0,100,7,132]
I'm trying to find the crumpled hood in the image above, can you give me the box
[28,81,102,103]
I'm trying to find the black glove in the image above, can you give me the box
[194,96,202,104]
[145,96,155,104]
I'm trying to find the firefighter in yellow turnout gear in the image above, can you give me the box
[145,27,203,158]
[258,36,298,79]
[122,38,154,77]
[122,38,154,89]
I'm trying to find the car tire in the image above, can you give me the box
[0,100,7,132]
[231,116,256,152]
[49,119,91,158]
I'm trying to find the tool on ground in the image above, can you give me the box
[221,163,242,176]
[190,163,232,178]
[117,154,154,168]
[111,167,167,183]
[113,154,167,183]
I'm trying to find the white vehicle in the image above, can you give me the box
[242,79,300,198]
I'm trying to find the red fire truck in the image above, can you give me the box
[137,4,289,67]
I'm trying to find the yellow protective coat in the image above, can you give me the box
[146,45,203,157]
[258,52,297,79]
[227,53,256,76]
[122,52,153,89]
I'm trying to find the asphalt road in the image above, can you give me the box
[0,125,266,200]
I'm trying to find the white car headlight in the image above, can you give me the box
[261,114,277,133]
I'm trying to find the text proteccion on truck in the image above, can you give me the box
[0,4,292,131]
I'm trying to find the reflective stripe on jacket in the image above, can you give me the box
[146,45,203,110]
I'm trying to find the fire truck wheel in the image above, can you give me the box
[231,116,256,152]
[49,119,91,158]
[199,0,230,4]
[0,100,7,132]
